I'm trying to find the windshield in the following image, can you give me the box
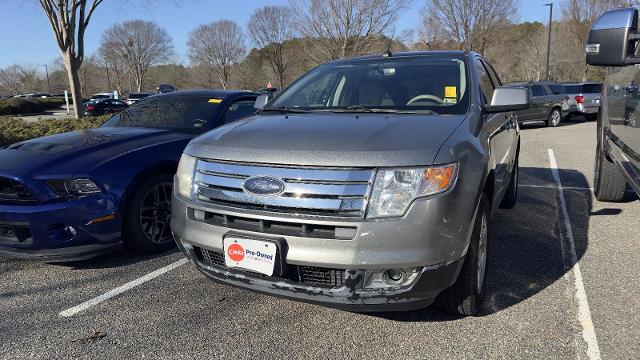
[266,57,469,115]
[101,95,221,133]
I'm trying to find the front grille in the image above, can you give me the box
[0,222,33,245]
[194,159,374,218]
[196,247,346,288]
[189,209,356,240]
[0,177,38,204]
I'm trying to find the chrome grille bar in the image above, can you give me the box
[195,159,374,217]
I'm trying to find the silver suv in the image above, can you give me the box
[561,82,602,121]
[171,51,528,315]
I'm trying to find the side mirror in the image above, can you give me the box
[586,8,639,66]
[484,87,529,113]
[254,94,270,109]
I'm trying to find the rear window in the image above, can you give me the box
[548,84,566,94]
[581,84,602,93]
[564,85,580,94]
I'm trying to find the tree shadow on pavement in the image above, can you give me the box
[374,167,601,322]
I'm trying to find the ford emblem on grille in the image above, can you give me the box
[243,176,285,197]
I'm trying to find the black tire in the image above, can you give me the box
[499,156,518,209]
[436,194,490,316]
[547,108,561,127]
[594,142,627,202]
[123,174,176,253]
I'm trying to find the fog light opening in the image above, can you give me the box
[385,269,404,283]
[363,267,422,290]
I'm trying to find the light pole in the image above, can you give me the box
[545,2,553,81]
[41,64,51,94]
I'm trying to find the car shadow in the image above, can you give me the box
[52,247,180,270]
[519,115,595,129]
[371,167,598,321]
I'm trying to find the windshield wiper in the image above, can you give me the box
[261,106,309,114]
[326,106,437,115]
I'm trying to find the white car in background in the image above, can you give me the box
[125,92,154,105]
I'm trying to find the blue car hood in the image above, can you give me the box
[0,127,191,177]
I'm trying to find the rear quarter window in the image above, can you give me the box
[581,84,602,93]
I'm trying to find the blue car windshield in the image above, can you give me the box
[266,57,469,115]
[101,96,221,133]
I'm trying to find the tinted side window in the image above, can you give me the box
[476,60,495,104]
[223,99,257,123]
[531,85,546,97]
[581,84,602,93]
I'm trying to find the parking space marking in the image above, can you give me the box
[59,258,188,317]
[520,184,592,191]
[548,149,601,360]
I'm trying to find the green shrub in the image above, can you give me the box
[0,98,44,116]
[0,97,70,115]
[0,115,110,147]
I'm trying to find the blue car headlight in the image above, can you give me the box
[46,178,102,199]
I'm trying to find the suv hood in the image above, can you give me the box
[0,127,191,177]
[186,113,466,167]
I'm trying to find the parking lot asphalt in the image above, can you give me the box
[1,119,638,359]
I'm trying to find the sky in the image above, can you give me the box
[0,0,558,70]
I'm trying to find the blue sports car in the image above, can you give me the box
[0,89,259,261]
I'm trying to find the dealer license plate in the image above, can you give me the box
[223,237,277,276]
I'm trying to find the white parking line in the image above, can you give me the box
[519,184,593,191]
[547,149,601,360]
[59,258,188,317]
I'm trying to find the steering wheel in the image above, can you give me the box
[406,94,444,105]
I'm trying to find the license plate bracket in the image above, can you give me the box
[223,233,288,277]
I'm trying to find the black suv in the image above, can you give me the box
[587,8,640,201]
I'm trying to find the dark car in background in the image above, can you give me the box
[509,81,567,126]
[587,8,640,202]
[83,98,128,116]
[0,89,259,261]
[561,82,602,121]
[157,84,177,94]
[126,92,154,106]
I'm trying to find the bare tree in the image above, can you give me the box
[0,65,33,95]
[562,0,629,81]
[38,0,103,117]
[187,20,245,89]
[421,0,518,56]
[101,20,174,92]
[290,0,410,62]
[248,6,295,89]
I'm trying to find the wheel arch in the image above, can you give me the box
[119,161,179,226]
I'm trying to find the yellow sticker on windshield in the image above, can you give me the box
[445,86,457,98]
[208,98,223,103]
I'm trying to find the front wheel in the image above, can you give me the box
[123,174,176,253]
[436,194,490,316]
[547,108,561,127]
[594,142,627,202]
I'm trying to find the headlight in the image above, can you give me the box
[367,163,458,218]
[177,153,197,199]
[47,178,101,199]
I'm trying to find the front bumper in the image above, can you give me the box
[171,179,477,310]
[177,237,463,311]
[0,196,121,262]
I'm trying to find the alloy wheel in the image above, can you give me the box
[139,182,173,244]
